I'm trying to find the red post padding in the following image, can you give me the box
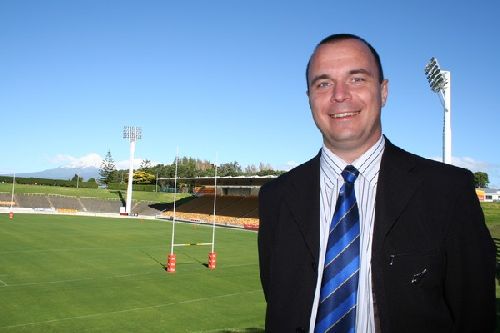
[166,254,176,273]
[208,252,216,270]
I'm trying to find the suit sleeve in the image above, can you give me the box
[444,171,496,332]
[258,182,276,302]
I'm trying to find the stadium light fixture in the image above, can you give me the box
[424,57,452,164]
[123,126,142,215]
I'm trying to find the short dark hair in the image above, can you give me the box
[306,33,385,90]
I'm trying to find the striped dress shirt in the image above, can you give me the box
[309,135,385,332]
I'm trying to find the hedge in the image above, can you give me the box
[0,176,98,188]
[107,183,156,192]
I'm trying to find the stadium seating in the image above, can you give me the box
[1,191,260,228]
[50,196,83,210]
[162,195,259,227]
[14,193,51,208]
[0,193,15,206]
[132,201,170,215]
[79,198,123,213]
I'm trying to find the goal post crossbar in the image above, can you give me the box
[172,242,213,247]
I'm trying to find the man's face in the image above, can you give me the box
[307,39,388,161]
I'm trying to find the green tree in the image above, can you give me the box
[218,161,242,177]
[244,164,258,175]
[258,169,281,176]
[133,170,156,184]
[177,157,197,178]
[99,150,118,185]
[474,172,489,188]
[70,174,83,183]
[139,159,152,171]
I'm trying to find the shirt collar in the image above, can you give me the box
[320,135,385,185]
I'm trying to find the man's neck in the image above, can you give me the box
[324,134,384,164]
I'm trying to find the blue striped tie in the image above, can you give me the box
[315,165,360,333]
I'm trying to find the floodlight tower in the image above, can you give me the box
[123,126,142,215]
[424,57,452,164]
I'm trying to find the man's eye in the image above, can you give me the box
[317,81,331,88]
[351,77,366,83]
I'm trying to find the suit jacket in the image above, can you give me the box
[258,139,496,333]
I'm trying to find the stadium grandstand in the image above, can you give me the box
[158,176,275,230]
[0,176,276,230]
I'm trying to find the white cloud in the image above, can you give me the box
[50,153,159,171]
[451,156,492,172]
[429,155,491,172]
[285,160,299,171]
[432,156,500,189]
[50,153,103,168]
[271,161,299,172]
[115,158,146,170]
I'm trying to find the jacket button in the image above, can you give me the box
[296,327,306,333]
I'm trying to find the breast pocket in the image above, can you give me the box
[386,249,444,290]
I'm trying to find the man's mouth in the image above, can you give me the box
[329,111,360,119]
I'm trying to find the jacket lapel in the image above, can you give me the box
[283,153,321,263]
[374,139,422,246]
[371,139,425,332]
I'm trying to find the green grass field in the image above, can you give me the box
[1,200,499,332]
[483,202,500,331]
[484,202,500,237]
[0,214,265,332]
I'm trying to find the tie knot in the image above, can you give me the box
[341,165,359,184]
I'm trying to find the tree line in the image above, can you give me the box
[0,154,492,189]
[98,150,493,188]
[98,150,285,186]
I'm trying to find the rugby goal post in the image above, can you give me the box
[165,151,218,273]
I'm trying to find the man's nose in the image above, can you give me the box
[331,82,351,103]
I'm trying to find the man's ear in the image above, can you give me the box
[380,79,388,107]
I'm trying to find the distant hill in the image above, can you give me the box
[5,167,100,181]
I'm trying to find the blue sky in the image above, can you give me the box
[1,1,499,187]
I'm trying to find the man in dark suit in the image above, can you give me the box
[258,34,496,332]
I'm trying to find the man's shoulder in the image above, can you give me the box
[260,152,320,198]
[385,140,474,186]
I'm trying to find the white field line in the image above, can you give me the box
[0,289,261,329]
[0,271,158,288]
[0,245,163,255]
[0,263,257,289]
